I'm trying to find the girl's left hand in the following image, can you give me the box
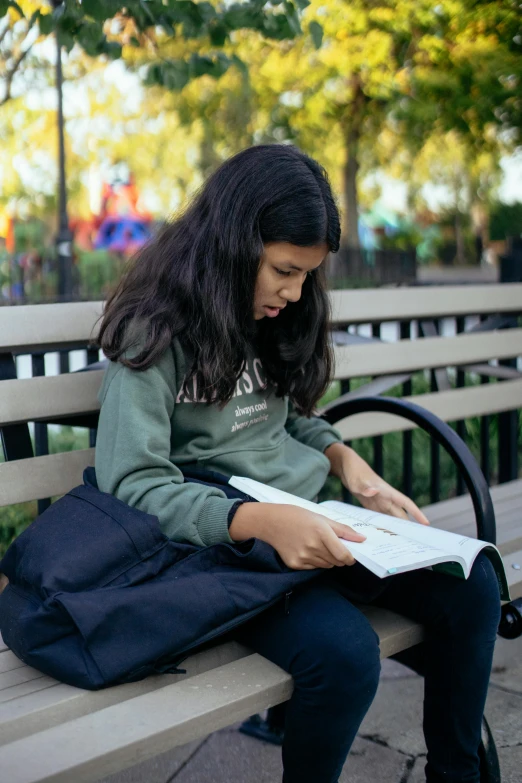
[325,442,430,526]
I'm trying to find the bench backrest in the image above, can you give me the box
[0,284,520,509]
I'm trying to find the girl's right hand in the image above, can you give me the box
[229,503,366,570]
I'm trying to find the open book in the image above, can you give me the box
[229,476,510,601]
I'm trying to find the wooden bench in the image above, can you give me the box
[0,284,521,783]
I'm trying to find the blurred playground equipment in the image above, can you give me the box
[72,164,153,256]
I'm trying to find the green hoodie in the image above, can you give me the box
[95,338,342,547]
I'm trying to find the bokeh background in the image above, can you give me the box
[1,0,521,302]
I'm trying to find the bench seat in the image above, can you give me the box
[1,480,521,783]
[0,608,423,783]
[424,478,522,556]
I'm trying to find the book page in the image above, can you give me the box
[321,500,510,599]
[229,477,509,598]
[230,477,452,576]
[230,476,324,513]
[331,521,452,577]
[321,500,486,567]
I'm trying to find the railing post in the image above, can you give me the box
[0,354,34,461]
[31,353,51,515]
[498,238,521,483]
[400,320,413,498]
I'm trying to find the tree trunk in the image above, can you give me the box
[470,201,489,265]
[341,76,367,253]
[454,209,465,265]
[453,177,466,265]
[199,119,221,178]
[343,133,360,251]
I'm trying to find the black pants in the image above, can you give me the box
[234,553,501,783]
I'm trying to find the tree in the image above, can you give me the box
[229,0,440,248]
[310,0,520,249]
[109,0,513,256]
[376,123,505,263]
[399,0,522,149]
[0,2,44,105]
[0,0,322,107]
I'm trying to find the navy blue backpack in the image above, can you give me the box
[0,469,320,690]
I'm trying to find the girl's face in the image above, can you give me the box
[253,242,328,320]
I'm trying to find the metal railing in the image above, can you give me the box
[328,312,521,507]
[328,248,417,288]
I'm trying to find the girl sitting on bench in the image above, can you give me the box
[96,144,500,783]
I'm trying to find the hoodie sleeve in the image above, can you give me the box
[284,401,343,454]
[95,346,237,547]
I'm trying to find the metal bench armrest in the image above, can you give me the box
[321,395,497,544]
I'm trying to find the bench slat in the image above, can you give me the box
[0,654,295,783]
[423,480,522,533]
[1,288,519,354]
[0,650,26,674]
[1,380,520,508]
[0,372,103,427]
[0,676,58,705]
[0,642,252,747]
[335,378,522,440]
[0,302,103,354]
[333,328,522,379]
[0,666,47,691]
[2,361,520,430]
[428,491,522,532]
[1,381,520,507]
[0,450,95,508]
[330,284,522,324]
[504,550,522,600]
[424,479,522,520]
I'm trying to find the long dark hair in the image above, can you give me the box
[98,144,340,415]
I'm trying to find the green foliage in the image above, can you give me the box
[145,51,237,90]
[2,0,317,80]
[379,225,424,252]
[0,0,23,15]
[48,425,90,454]
[0,500,37,554]
[395,1,522,147]
[308,20,322,49]
[489,201,522,242]
[76,249,123,299]
[11,219,49,253]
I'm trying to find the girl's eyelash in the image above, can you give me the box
[275,269,315,277]
[275,268,316,279]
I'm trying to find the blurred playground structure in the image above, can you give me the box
[72,162,152,255]
[0,163,153,303]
